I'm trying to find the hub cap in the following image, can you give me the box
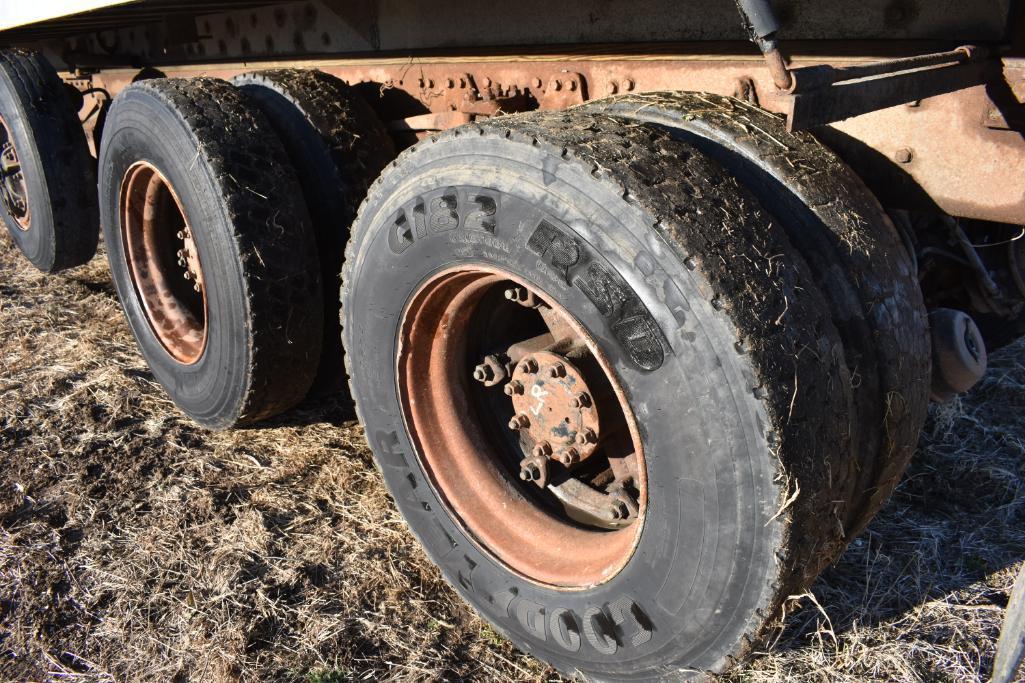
[398,266,645,587]
[120,162,208,365]
[0,116,30,230]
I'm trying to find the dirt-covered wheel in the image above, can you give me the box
[233,68,396,393]
[587,92,932,542]
[0,48,98,272]
[98,78,323,429]
[342,110,866,678]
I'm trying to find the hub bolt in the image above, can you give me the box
[556,448,580,466]
[508,414,530,430]
[549,363,567,379]
[518,358,538,374]
[576,428,597,445]
[571,392,592,408]
[503,380,525,396]
[532,441,553,458]
[473,364,495,384]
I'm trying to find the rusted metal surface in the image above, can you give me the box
[0,115,30,231]
[120,161,207,365]
[81,45,1025,224]
[509,351,601,468]
[397,266,645,586]
[783,45,991,130]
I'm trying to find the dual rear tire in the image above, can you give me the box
[341,109,930,678]
[95,72,393,428]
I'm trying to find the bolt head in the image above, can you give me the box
[503,381,524,396]
[894,148,914,164]
[533,442,552,458]
[519,359,538,374]
[577,428,597,445]
[548,363,566,379]
[508,414,529,430]
[473,364,494,383]
[571,392,592,408]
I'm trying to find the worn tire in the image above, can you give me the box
[343,111,860,678]
[588,93,931,541]
[98,78,323,429]
[233,68,395,394]
[0,48,98,272]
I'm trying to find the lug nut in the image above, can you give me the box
[473,364,495,384]
[504,287,523,302]
[504,381,525,396]
[183,271,191,280]
[518,358,538,374]
[571,392,592,408]
[532,441,552,458]
[576,428,597,445]
[556,448,580,466]
[610,500,629,520]
[508,414,530,430]
[548,363,567,379]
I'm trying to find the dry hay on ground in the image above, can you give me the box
[0,236,1021,682]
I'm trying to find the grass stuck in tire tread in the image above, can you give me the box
[587,92,931,544]
[233,68,396,394]
[0,48,98,272]
[98,77,323,429]
[342,109,861,678]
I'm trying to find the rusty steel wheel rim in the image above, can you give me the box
[398,266,646,588]
[120,161,208,365]
[0,115,30,230]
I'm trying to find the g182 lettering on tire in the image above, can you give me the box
[343,111,861,679]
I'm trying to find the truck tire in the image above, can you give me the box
[0,48,98,272]
[342,111,860,678]
[98,78,323,429]
[588,92,931,541]
[233,68,395,394]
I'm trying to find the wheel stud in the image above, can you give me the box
[473,363,494,384]
[508,413,530,430]
[576,428,597,445]
[548,363,566,378]
[503,380,524,396]
[556,448,580,466]
[571,392,592,408]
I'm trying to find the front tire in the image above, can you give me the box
[343,112,857,678]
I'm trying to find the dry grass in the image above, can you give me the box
[0,235,1021,682]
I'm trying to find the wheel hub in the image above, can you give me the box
[120,161,208,365]
[508,351,600,467]
[0,116,30,230]
[398,266,645,587]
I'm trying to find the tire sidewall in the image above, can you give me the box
[99,89,252,428]
[346,135,783,678]
[0,69,58,270]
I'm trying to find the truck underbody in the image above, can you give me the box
[0,1,1022,680]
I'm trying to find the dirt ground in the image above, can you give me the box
[1,234,1022,682]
